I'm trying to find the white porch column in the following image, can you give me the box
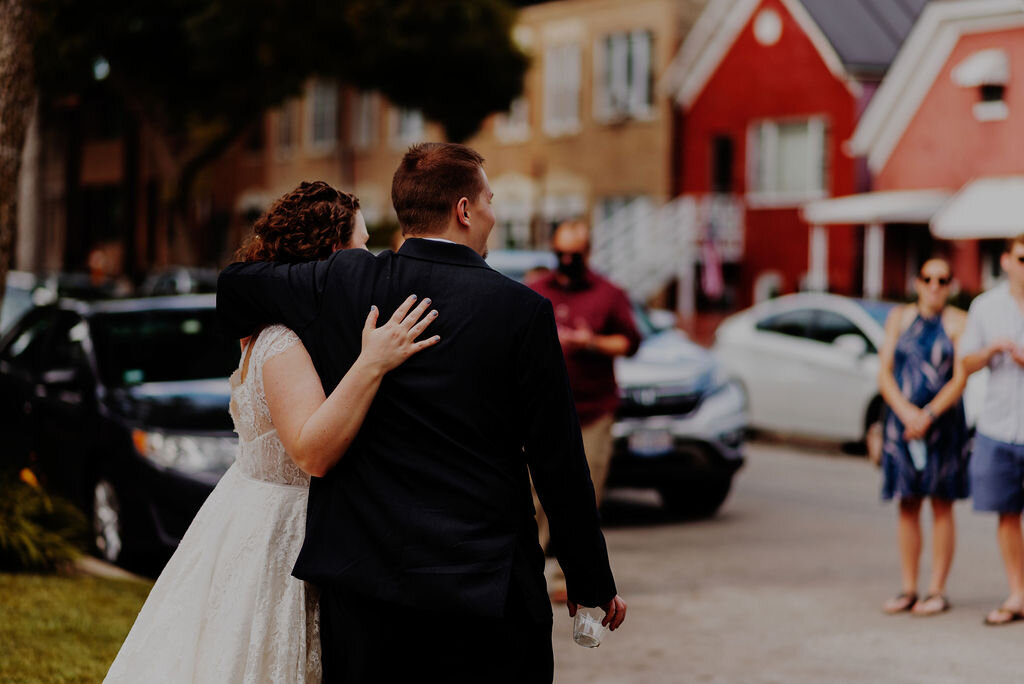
[808,224,828,291]
[863,222,885,300]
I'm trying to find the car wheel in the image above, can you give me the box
[844,396,886,456]
[92,479,124,564]
[659,475,733,518]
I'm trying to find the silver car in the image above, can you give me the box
[486,250,747,516]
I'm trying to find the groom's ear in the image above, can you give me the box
[456,197,471,227]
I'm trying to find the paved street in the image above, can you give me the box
[552,440,1024,683]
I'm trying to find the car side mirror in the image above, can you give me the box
[833,334,868,357]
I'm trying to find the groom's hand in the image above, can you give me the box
[567,595,627,631]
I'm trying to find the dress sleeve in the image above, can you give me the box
[259,326,303,364]
[253,326,303,397]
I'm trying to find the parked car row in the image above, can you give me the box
[17,259,992,568]
[0,256,751,568]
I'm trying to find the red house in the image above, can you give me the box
[665,0,928,309]
[843,0,1024,298]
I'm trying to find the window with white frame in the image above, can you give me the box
[747,118,826,205]
[541,194,586,234]
[351,92,379,151]
[390,107,424,148]
[276,101,297,158]
[494,97,530,143]
[495,196,533,248]
[307,79,338,152]
[543,42,581,136]
[594,30,653,122]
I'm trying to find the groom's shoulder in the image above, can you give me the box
[481,271,552,323]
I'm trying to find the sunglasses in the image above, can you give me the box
[918,275,950,286]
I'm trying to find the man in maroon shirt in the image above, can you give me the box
[529,219,642,600]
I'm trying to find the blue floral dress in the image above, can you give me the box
[881,312,970,500]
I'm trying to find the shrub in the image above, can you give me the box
[0,470,88,572]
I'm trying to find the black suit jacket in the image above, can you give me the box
[216,238,616,620]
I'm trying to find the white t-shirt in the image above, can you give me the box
[960,281,1024,444]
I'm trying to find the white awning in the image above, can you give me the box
[932,176,1024,239]
[952,49,1010,87]
[801,189,952,225]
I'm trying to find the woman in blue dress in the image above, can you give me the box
[878,257,970,617]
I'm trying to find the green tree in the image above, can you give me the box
[30,0,527,264]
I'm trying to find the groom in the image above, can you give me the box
[217,143,625,683]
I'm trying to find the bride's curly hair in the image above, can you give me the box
[237,181,360,263]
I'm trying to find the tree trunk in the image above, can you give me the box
[0,0,35,308]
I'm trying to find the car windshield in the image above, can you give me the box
[1,287,34,335]
[90,308,240,387]
[855,300,895,329]
[631,304,659,339]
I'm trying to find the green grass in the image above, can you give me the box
[0,573,153,684]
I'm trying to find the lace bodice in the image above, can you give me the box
[229,325,311,487]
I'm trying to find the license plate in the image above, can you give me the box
[628,430,673,455]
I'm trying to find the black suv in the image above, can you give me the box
[0,295,239,567]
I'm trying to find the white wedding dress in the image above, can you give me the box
[105,326,321,683]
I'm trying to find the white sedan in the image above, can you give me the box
[713,293,985,443]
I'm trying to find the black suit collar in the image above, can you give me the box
[396,238,492,270]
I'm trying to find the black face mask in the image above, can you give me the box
[556,252,587,283]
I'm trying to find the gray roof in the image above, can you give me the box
[799,0,931,76]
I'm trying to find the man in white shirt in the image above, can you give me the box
[960,234,1024,625]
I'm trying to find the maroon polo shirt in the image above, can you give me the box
[529,268,642,426]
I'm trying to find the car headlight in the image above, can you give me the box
[132,429,237,475]
[707,363,731,393]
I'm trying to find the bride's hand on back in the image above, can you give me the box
[359,294,440,373]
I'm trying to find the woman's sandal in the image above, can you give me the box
[882,592,917,614]
[911,594,950,616]
[983,604,1024,626]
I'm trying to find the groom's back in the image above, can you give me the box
[293,238,563,618]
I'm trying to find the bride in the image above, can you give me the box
[104,181,439,682]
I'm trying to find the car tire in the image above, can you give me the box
[659,474,733,518]
[844,396,886,456]
[92,479,125,564]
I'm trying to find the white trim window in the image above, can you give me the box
[594,30,653,122]
[494,97,530,144]
[747,117,827,207]
[495,197,533,248]
[351,92,379,151]
[543,42,581,137]
[306,79,338,153]
[389,107,425,149]
[276,100,298,159]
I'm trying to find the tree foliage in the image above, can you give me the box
[30,0,527,263]
[34,0,528,144]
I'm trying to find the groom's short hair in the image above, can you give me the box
[392,143,486,236]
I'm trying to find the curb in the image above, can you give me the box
[74,555,150,583]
